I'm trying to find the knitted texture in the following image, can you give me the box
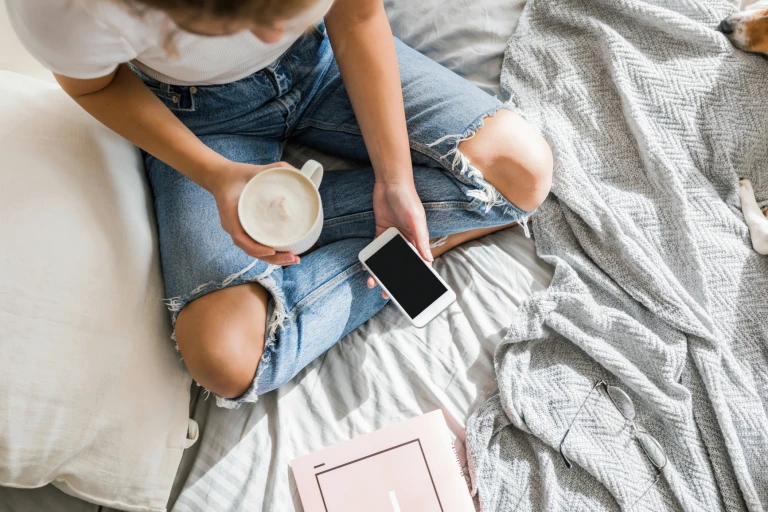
[466,1,768,510]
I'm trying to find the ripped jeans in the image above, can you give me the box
[139,23,528,408]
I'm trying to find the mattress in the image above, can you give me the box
[0,1,542,511]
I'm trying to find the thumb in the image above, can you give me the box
[413,220,433,263]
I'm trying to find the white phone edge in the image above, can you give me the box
[358,227,457,328]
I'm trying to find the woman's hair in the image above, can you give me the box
[116,0,318,56]
[124,0,317,23]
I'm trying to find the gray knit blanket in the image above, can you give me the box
[465,1,768,510]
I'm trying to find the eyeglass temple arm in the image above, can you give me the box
[558,380,606,469]
[559,436,573,469]
[626,470,662,511]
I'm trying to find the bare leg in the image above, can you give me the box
[175,282,269,399]
[430,223,518,258]
[173,110,553,399]
[176,221,526,397]
[458,109,553,212]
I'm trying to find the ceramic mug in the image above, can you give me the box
[238,160,324,255]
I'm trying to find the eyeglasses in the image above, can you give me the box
[559,380,667,510]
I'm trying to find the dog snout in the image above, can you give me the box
[717,18,735,34]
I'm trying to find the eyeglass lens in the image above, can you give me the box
[605,385,636,421]
[561,382,667,471]
[604,384,667,469]
[637,431,667,469]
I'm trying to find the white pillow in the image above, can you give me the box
[0,71,193,512]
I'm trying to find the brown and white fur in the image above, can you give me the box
[718,1,768,54]
[719,3,768,254]
[738,179,768,254]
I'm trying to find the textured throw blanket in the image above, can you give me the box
[466,1,768,511]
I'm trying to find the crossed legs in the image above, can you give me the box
[175,110,553,400]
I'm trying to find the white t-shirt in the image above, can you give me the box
[6,0,334,85]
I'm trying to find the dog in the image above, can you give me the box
[718,4,768,254]
[718,1,768,54]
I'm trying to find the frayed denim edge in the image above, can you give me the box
[427,100,533,238]
[430,236,449,248]
[163,261,287,409]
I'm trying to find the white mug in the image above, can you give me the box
[238,160,324,255]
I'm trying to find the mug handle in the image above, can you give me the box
[300,160,324,189]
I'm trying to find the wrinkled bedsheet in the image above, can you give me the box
[169,225,552,511]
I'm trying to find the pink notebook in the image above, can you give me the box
[290,410,474,512]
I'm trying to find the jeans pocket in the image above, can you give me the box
[130,62,199,113]
[145,85,198,113]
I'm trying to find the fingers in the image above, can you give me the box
[236,237,298,265]
[412,218,434,263]
[230,221,274,256]
[233,234,276,259]
[261,253,300,266]
[261,161,298,173]
[367,275,389,299]
[231,227,299,265]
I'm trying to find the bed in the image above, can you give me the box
[0,1,549,510]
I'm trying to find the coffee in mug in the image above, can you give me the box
[238,160,324,255]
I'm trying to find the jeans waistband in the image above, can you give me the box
[130,21,327,91]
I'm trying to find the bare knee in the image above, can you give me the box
[459,109,553,212]
[175,283,269,399]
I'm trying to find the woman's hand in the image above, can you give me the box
[368,181,433,297]
[208,161,301,266]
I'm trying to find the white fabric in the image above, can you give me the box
[385,0,527,97]
[170,227,553,511]
[5,0,334,85]
[0,70,193,512]
[0,0,52,81]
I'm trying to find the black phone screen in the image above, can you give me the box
[365,235,448,319]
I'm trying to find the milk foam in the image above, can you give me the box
[240,170,319,246]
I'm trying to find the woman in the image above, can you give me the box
[8,0,553,407]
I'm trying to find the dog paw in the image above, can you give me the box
[739,178,755,201]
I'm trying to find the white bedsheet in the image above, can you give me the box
[169,226,552,511]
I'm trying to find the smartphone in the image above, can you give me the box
[359,227,456,328]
